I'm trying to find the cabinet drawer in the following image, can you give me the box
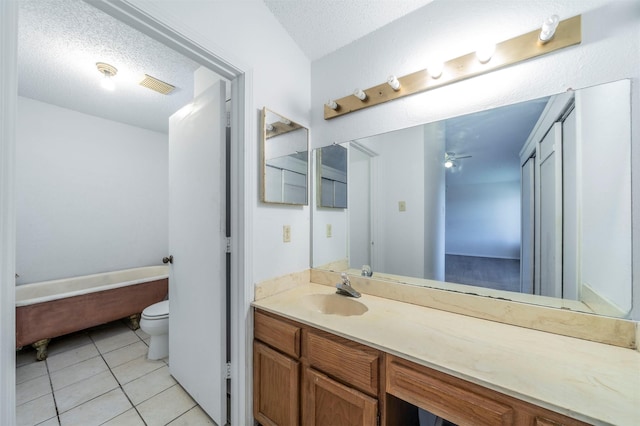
[386,355,514,426]
[305,330,379,397]
[255,309,301,358]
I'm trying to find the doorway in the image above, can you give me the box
[1,1,250,424]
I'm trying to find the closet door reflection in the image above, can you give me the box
[520,156,535,294]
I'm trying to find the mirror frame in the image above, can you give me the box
[261,107,309,206]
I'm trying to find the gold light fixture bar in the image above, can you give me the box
[324,15,581,120]
[266,120,303,139]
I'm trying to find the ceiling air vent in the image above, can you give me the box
[139,74,175,95]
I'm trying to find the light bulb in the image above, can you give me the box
[444,160,454,168]
[539,14,560,43]
[428,62,444,79]
[387,75,401,91]
[326,99,338,110]
[476,43,496,64]
[353,88,367,101]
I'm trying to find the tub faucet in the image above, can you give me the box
[335,273,361,298]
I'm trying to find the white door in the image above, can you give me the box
[168,82,226,424]
[537,123,563,298]
[520,156,535,294]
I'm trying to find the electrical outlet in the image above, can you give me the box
[326,224,332,238]
[283,225,291,243]
[399,201,406,212]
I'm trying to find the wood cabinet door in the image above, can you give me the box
[254,342,299,426]
[303,367,378,426]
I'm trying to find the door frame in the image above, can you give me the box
[0,1,254,424]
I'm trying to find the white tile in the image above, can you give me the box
[50,355,108,391]
[59,388,131,426]
[16,374,51,406]
[122,365,176,405]
[36,417,60,426]
[55,370,119,414]
[46,343,99,372]
[101,408,146,426]
[16,392,57,426]
[103,341,149,369]
[135,328,150,340]
[16,360,48,384]
[137,384,196,426]
[111,355,165,385]
[168,405,217,425]
[93,329,140,354]
[46,332,93,357]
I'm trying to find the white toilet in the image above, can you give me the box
[139,300,169,360]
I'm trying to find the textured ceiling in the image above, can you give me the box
[18,0,200,134]
[263,0,434,61]
[18,1,435,134]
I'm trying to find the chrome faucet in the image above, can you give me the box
[335,273,361,298]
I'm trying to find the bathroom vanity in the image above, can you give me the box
[252,277,639,425]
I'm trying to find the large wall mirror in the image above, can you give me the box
[261,108,309,205]
[312,79,632,318]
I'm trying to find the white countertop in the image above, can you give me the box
[252,282,640,425]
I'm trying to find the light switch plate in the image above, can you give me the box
[283,225,291,242]
[399,201,406,212]
[326,224,332,238]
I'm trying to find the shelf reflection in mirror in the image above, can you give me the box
[312,79,632,318]
[317,144,348,208]
[261,108,309,205]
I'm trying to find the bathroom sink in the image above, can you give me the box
[301,294,368,316]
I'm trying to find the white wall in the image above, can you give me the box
[368,126,425,278]
[445,180,521,259]
[16,97,168,283]
[348,147,371,269]
[577,79,632,312]
[311,0,640,319]
[128,0,311,284]
[423,121,445,280]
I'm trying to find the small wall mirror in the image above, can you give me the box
[261,108,309,205]
[317,144,348,208]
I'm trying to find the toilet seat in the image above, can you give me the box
[142,300,169,320]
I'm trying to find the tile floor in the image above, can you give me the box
[16,320,217,426]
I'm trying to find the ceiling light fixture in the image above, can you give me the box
[445,152,471,169]
[96,62,117,91]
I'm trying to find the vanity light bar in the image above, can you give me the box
[324,15,581,120]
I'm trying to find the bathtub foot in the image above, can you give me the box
[32,339,50,361]
[128,314,141,330]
